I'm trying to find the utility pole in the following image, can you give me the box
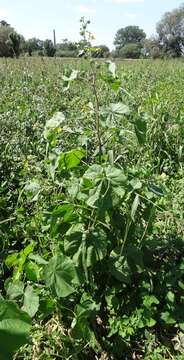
[53,29,56,47]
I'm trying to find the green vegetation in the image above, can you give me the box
[0,50,184,359]
[114,25,146,58]
[44,39,56,57]
[0,20,21,58]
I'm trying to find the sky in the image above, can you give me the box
[0,0,183,49]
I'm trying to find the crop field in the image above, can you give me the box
[0,57,184,359]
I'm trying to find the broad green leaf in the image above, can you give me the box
[51,204,74,219]
[146,318,156,327]
[87,182,114,210]
[101,74,121,91]
[5,253,18,268]
[179,323,184,331]
[22,286,39,318]
[84,164,104,183]
[64,225,108,268]
[71,298,100,349]
[50,204,78,232]
[110,80,122,91]
[25,261,40,281]
[44,254,79,298]
[109,102,130,116]
[6,281,24,300]
[5,244,35,277]
[86,183,102,208]
[71,316,97,348]
[23,243,35,257]
[178,281,184,290]
[106,166,127,186]
[64,223,84,255]
[39,298,56,320]
[143,295,159,308]
[109,249,131,284]
[84,166,127,210]
[0,300,31,356]
[73,296,99,322]
[130,178,142,190]
[59,149,85,170]
[28,254,48,265]
[166,291,175,303]
[84,165,126,187]
[161,311,176,325]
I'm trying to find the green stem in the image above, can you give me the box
[0,217,16,225]
[91,65,102,163]
[120,217,132,256]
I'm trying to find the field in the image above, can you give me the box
[0,57,184,359]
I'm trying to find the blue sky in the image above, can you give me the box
[0,0,183,48]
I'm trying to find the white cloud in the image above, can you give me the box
[75,5,96,14]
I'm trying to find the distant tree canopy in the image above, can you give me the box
[142,37,163,59]
[24,38,44,56]
[114,25,146,49]
[56,39,78,57]
[55,39,109,58]
[0,20,22,57]
[8,32,22,58]
[0,23,13,57]
[156,3,184,57]
[118,43,142,59]
[0,20,10,27]
[114,25,146,58]
[57,38,78,51]
[44,39,56,57]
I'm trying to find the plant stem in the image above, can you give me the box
[120,218,132,256]
[0,217,16,225]
[91,66,102,163]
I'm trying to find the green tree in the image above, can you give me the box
[114,25,146,50]
[119,43,141,59]
[57,38,78,51]
[24,38,44,56]
[44,39,56,57]
[8,32,21,58]
[56,39,78,57]
[0,21,23,57]
[0,20,10,27]
[0,23,14,57]
[143,37,164,59]
[156,4,184,57]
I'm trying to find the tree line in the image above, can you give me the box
[0,20,110,58]
[1,3,184,59]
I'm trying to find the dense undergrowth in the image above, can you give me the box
[0,55,184,359]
